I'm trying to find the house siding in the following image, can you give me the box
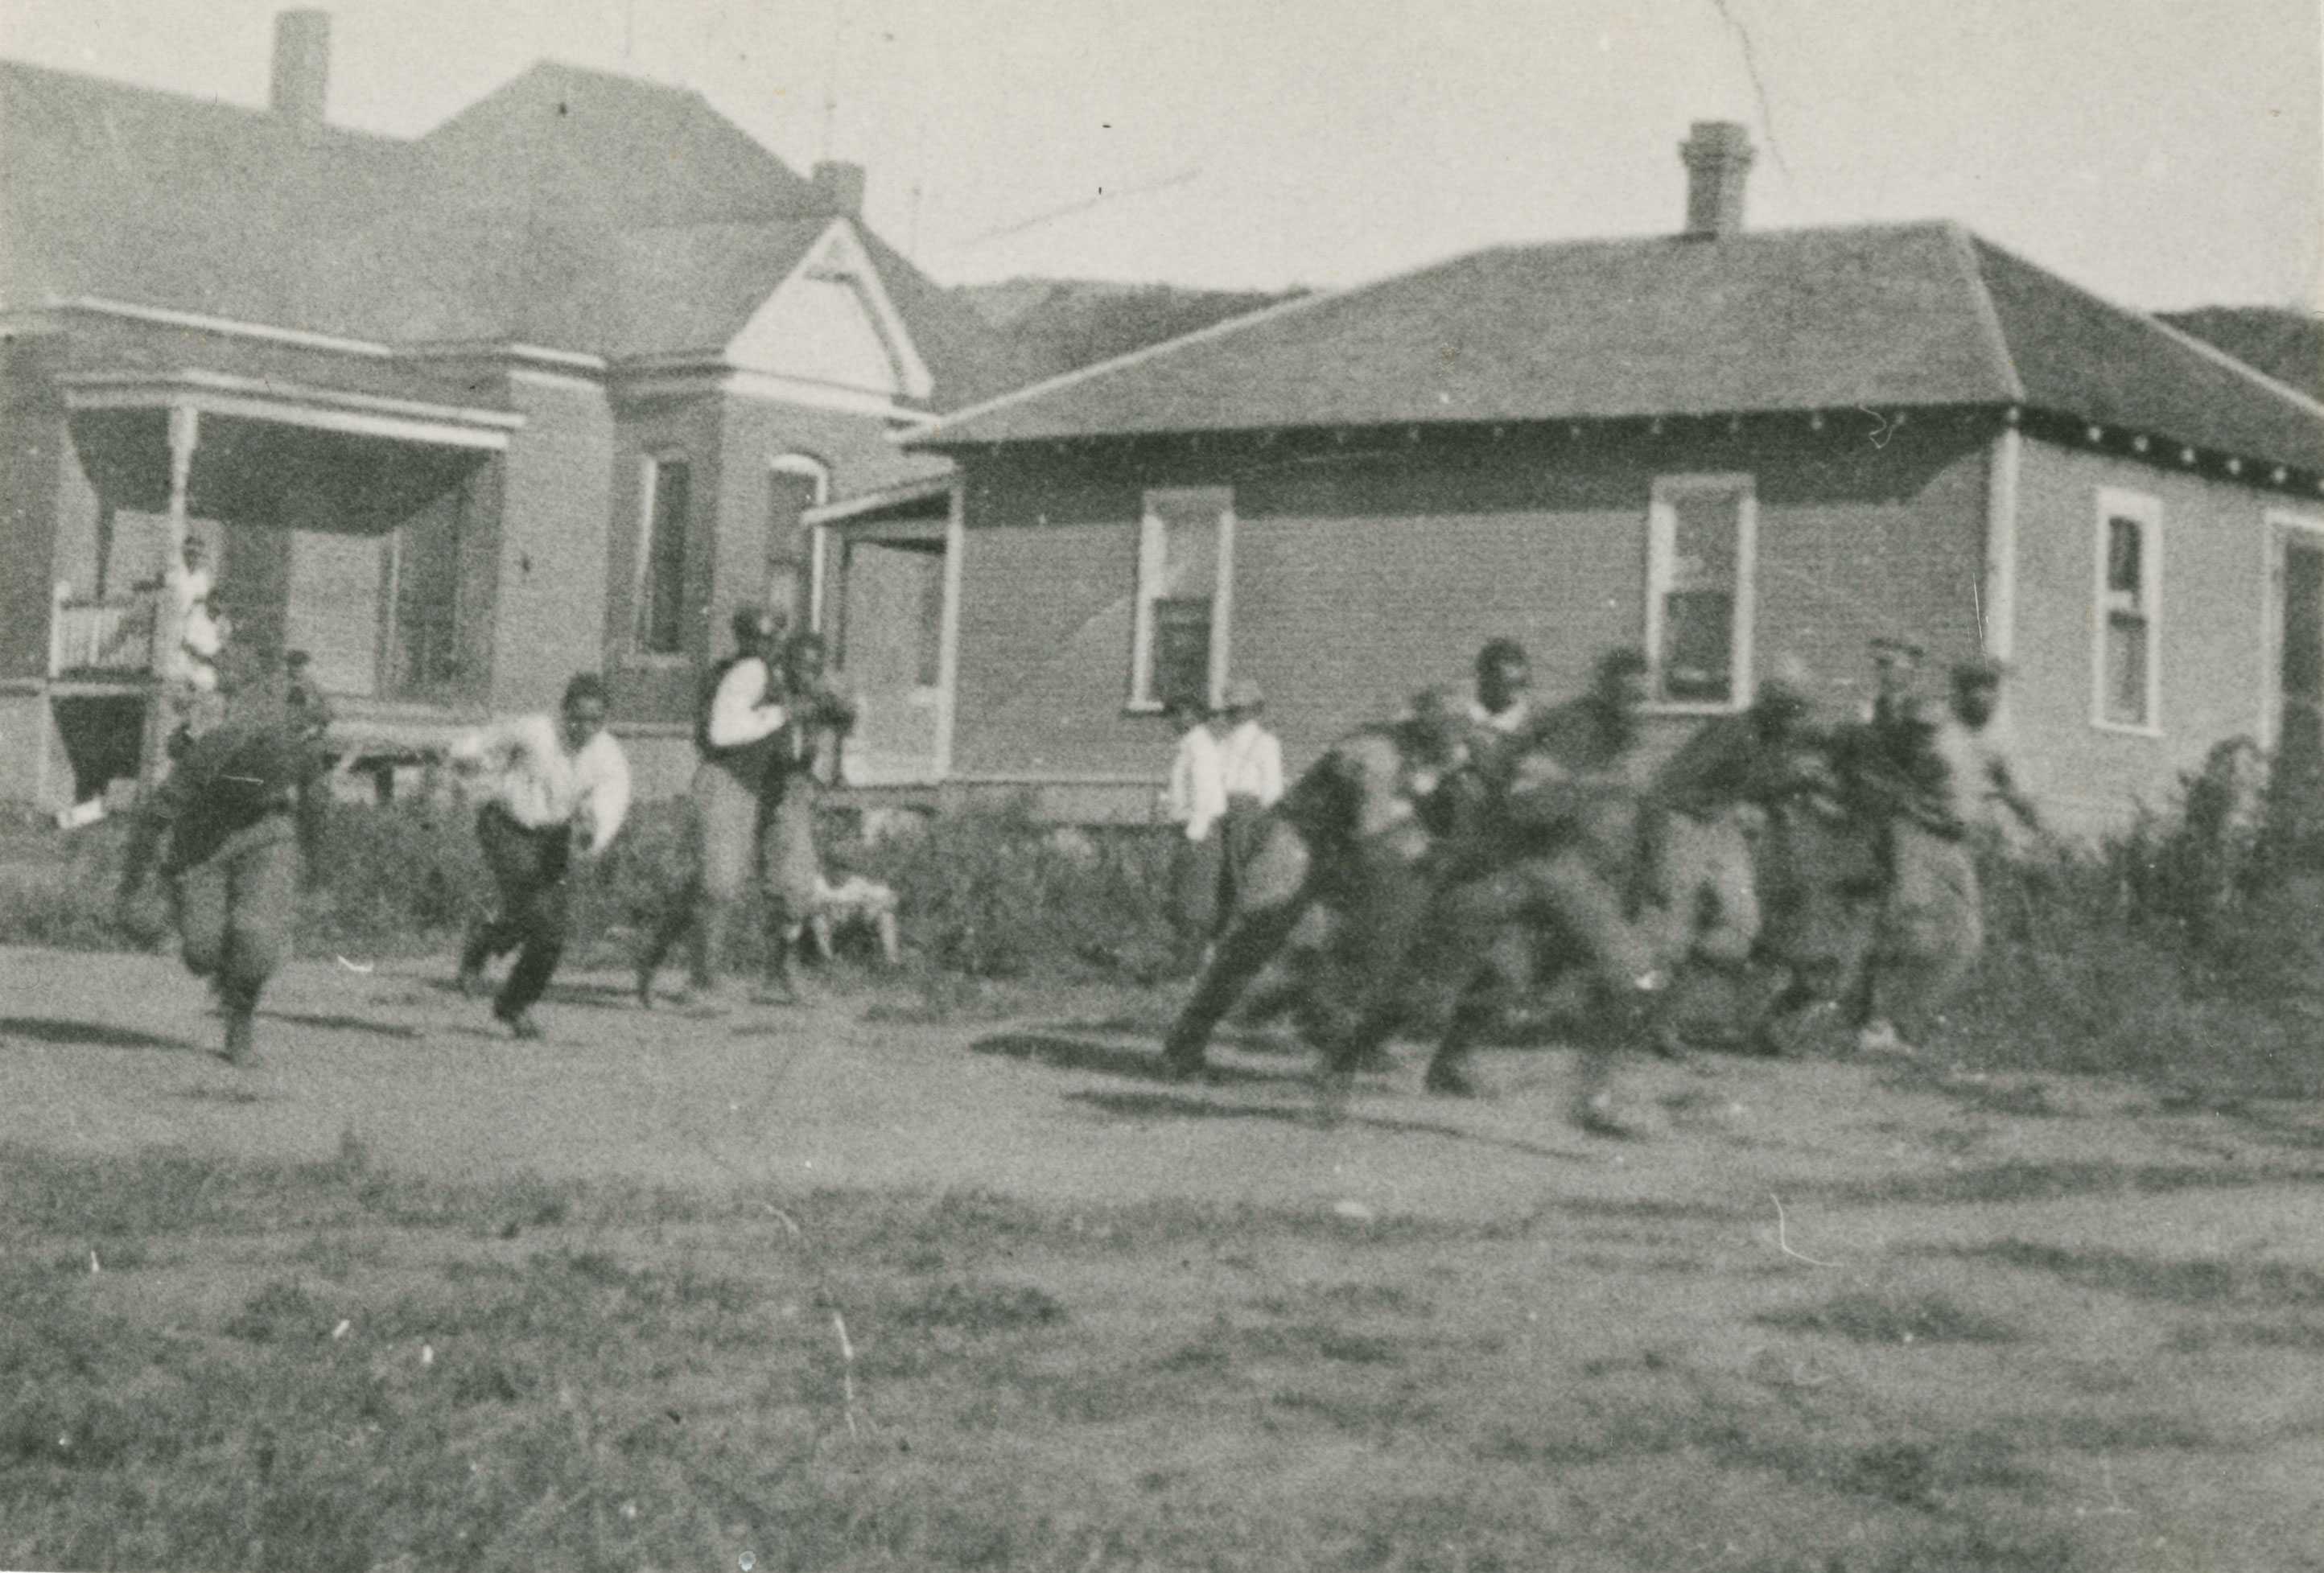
[949,420,1992,809]
[2008,435,2278,834]
[1,348,67,683]
[491,377,618,715]
[603,390,725,727]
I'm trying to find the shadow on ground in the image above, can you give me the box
[0,1017,199,1055]
[970,1031,1281,1088]
[258,1011,422,1041]
[1065,1088,1588,1163]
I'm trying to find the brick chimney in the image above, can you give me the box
[813,160,867,218]
[270,10,331,125]
[1679,121,1754,238]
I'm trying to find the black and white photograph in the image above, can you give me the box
[2,0,2320,1567]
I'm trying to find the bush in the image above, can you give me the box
[0,790,1181,982]
[851,797,1176,981]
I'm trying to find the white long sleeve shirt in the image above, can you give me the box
[706,656,789,748]
[454,715,633,856]
[1166,726,1228,842]
[1217,719,1284,807]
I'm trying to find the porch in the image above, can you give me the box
[810,476,958,789]
[26,362,521,810]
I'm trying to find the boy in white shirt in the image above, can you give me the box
[1163,697,1227,969]
[1213,677,1284,915]
[452,673,632,1038]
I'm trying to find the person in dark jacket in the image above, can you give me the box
[114,648,318,1065]
[636,607,793,1007]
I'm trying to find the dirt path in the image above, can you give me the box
[10,943,2324,1569]
[6,945,2319,1241]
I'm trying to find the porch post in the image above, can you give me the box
[139,401,200,784]
[931,475,967,781]
[156,401,200,672]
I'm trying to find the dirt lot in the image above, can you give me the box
[4,942,2323,1571]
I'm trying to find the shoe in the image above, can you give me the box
[220,1012,257,1066]
[1856,1019,1915,1058]
[1158,1015,1211,1081]
[497,1008,545,1041]
[1573,1091,1641,1139]
[1423,1061,1482,1098]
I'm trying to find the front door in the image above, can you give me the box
[829,533,945,784]
[2276,525,2324,784]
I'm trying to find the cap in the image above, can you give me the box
[731,605,782,644]
[1221,677,1266,712]
[1401,684,1470,762]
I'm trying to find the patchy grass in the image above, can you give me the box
[1757,1288,2023,1345]
[1951,1240,2324,1309]
[0,1138,2315,1572]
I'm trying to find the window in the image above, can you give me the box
[386,478,468,698]
[635,455,691,656]
[768,456,828,629]
[1131,488,1234,710]
[2093,488,2161,731]
[1646,476,1755,707]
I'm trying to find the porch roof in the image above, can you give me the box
[60,366,523,451]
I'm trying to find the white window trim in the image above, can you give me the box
[1127,487,1236,713]
[1642,473,1757,714]
[2091,486,2163,737]
[631,450,691,664]
[2260,509,2324,752]
[766,454,831,632]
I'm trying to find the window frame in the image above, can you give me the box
[631,450,694,662]
[2090,486,2163,737]
[1127,486,1236,713]
[2261,509,2324,753]
[767,453,830,632]
[1642,472,1757,714]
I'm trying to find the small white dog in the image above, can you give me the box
[808,873,902,966]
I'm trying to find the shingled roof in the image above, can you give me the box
[911,220,2324,476]
[0,56,1020,411]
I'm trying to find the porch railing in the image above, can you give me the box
[49,590,159,677]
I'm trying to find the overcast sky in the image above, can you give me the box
[5,0,2317,310]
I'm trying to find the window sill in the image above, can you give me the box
[2090,718,2164,739]
[623,652,692,670]
[1123,699,1167,716]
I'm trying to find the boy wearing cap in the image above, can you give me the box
[114,647,319,1064]
[1163,687,1470,1082]
[637,607,792,1007]
[1161,696,1228,967]
[1419,647,1675,1119]
[1853,657,2038,1056]
[1214,678,1284,919]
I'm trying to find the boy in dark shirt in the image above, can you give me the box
[116,652,314,1064]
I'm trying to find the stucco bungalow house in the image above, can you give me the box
[0,10,1022,811]
[873,121,2324,834]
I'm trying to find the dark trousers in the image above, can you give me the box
[1165,814,1436,1074]
[174,818,299,1017]
[462,805,571,1019]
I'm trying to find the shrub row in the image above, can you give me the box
[0,792,1181,983]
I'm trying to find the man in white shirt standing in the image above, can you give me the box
[453,673,632,1039]
[1213,677,1284,919]
[635,608,792,1007]
[1163,696,1228,971]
